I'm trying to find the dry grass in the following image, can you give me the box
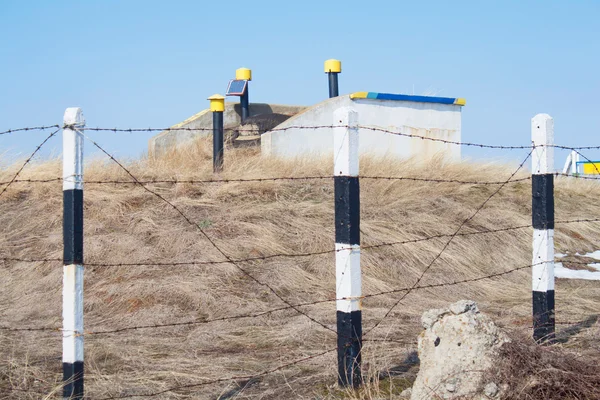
[1,138,599,399]
[491,331,600,400]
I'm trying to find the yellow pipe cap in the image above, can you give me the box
[236,67,252,81]
[324,59,341,73]
[208,94,225,112]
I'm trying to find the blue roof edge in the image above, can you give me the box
[350,92,466,106]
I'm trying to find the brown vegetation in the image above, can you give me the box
[492,331,600,400]
[1,138,599,399]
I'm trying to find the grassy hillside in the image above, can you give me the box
[1,138,599,399]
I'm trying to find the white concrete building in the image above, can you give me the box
[261,92,465,161]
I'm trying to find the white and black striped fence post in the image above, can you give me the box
[63,107,85,399]
[333,107,362,387]
[531,113,555,343]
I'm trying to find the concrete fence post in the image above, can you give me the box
[208,94,225,172]
[531,113,555,343]
[561,150,580,175]
[333,107,362,387]
[571,150,579,175]
[62,107,85,399]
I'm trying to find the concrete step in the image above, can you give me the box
[233,135,261,147]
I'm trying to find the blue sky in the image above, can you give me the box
[1,0,599,167]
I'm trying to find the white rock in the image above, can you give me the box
[484,382,499,397]
[421,307,449,329]
[449,299,478,315]
[411,300,509,400]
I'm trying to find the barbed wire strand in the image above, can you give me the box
[67,123,600,150]
[2,217,597,269]
[4,260,595,337]
[555,172,600,181]
[0,348,335,399]
[0,124,60,136]
[0,261,541,335]
[556,260,600,266]
[73,124,535,150]
[0,177,62,185]
[85,176,531,185]
[83,224,531,266]
[0,257,62,263]
[556,217,600,224]
[357,125,531,149]
[95,347,336,399]
[83,261,538,337]
[364,148,534,336]
[1,175,534,187]
[4,217,599,267]
[0,325,60,333]
[84,225,528,266]
[0,127,61,200]
[552,143,600,152]
[3,149,598,188]
[0,224,532,267]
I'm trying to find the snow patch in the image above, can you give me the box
[555,262,600,281]
[583,250,600,260]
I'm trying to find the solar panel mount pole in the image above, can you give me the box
[236,68,252,123]
[208,94,225,172]
[325,59,342,98]
[241,90,249,123]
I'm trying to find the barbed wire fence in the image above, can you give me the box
[0,113,599,398]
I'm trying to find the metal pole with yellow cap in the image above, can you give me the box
[325,59,341,98]
[236,68,252,123]
[208,94,225,172]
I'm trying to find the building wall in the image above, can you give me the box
[148,103,306,156]
[261,95,462,161]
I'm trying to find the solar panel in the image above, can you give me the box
[226,79,248,96]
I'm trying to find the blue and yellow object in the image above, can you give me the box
[350,92,466,106]
[576,161,600,175]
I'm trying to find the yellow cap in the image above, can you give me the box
[208,94,225,112]
[236,67,252,81]
[324,59,341,73]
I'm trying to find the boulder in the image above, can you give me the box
[410,300,508,400]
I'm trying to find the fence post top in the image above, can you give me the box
[531,113,554,146]
[333,107,358,126]
[532,113,553,125]
[64,107,85,126]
